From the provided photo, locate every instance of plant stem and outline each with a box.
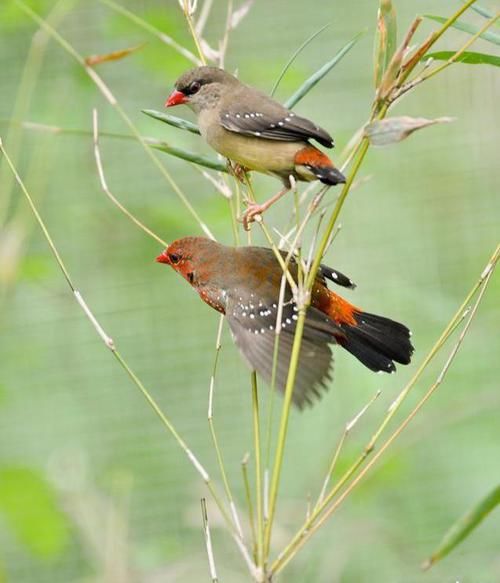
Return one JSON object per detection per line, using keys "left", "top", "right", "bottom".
{"left": 183, "top": 0, "right": 207, "bottom": 65}
{"left": 271, "top": 244, "right": 499, "bottom": 575}
{"left": 208, "top": 316, "right": 244, "bottom": 539}
{"left": 251, "top": 371, "right": 265, "bottom": 570}
{"left": 272, "top": 245, "right": 498, "bottom": 576}
{"left": 17, "top": 0, "right": 215, "bottom": 240}
{"left": 99, "top": 0, "right": 201, "bottom": 65}
{"left": 241, "top": 453, "right": 257, "bottom": 561}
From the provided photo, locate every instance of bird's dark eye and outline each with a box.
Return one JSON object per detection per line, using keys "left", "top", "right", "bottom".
{"left": 189, "top": 81, "right": 201, "bottom": 95}
{"left": 169, "top": 253, "right": 181, "bottom": 264}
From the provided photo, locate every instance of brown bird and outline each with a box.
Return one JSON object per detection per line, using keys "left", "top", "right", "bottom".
{"left": 156, "top": 237, "right": 413, "bottom": 409}
{"left": 165, "top": 67, "right": 346, "bottom": 229}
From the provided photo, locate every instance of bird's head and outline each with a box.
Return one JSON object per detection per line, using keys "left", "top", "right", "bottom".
{"left": 165, "top": 66, "right": 238, "bottom": 114}
{"left": 156, "top": 236, "right": 219, "bottom": 287}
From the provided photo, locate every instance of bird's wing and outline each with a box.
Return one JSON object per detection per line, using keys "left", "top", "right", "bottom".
{"left": 219, "top": 87, "right": 334, "bottom": 148}
{"left": 226, "top": 297, "right": 341, "bottom": 409}
{"left": 319, "top": 264, "right": 357, "bottom": 289}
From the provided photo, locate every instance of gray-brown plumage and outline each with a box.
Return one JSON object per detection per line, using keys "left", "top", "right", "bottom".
{"left": 165, "top": 66, "right": 346, "bottom": 228}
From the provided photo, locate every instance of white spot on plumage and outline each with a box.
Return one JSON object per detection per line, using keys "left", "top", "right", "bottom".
{"left": 285, "top": 117, "right": 291, "bottom": 122}
{"left": 269, "top": 325, "right": 274, "bottom": 330}
{"left": 292, "top": 314, "right": 298, "bottom": 321}
{"left": 255, "top": 132, "right": 261, "bottom": 136}
{"left": 278, "top": 121, "right": 284, "bottom": 126}
{"left": 250, "top": 113, "right": 255, "bottom": 117}
{"left": 332, "top": 272, "right": 338, "bottom": 279}
{"left": 260, "top": 328, "right": 265, "bottom": 334}
{"left": 286, "top": 318, "right": 291, "bottom": 324}
{"left": 236, "top": 113, "right": 241, "bottom": 118}
{"left": 244, "top": 114, "right": 250, "bottom": 118}
{"left": 289, "top": 112, "right": 295, "bottom": 117}
{"left": 270, "top": 124, "right": 276, "bottom": 128}
{"left": 250, "top": 314, "right": 255, "bottom": 319}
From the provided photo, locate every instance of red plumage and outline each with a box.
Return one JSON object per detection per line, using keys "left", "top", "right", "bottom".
{"left": 157, "top": 237, "right": 413, "bottom": 408}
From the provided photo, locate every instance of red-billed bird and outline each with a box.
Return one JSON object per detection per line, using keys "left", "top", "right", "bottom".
{"left": 156, "top": 237, "right": 413, "bottom": 409}
{"left": 164, "top": 66, "right": 345, "bottom": 229}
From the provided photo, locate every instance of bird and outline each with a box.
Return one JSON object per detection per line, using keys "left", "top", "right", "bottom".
{"left": 156, "top": 237, "right": 414, "bottom": 409}
{"left": 164, "top": 66, "right": 346, "bottom": 229}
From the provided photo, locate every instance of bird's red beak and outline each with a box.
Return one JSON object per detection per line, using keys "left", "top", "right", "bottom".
{"left": 156, "top": 249, "right": 170, "bottom": 264}
{"left": 165, "top": 90, "right": 187, "bottom": 107}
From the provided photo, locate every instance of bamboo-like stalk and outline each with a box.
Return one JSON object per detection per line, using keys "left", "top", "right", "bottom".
{"left": 208, "top": 315, "right": 245, "bottom": 540}
{"left": 0, "top": 0, "right": 74, "bottom": 226}
{"left": 262, "top": 0, "right": 481, "bottom": 566}
{"left": 201, "top": 498, "right": 219, "bottom": 583}
{"left": 271, "top": 244, "right": 499, "bottom": 575}
{"left": 182, "top": 0, "right": 207, "bottom": 65}
{"left": 0, "top": 139, "right": 258, "bottom": 575}
{"left": 394, "top": 10, "right": 500, "bottom": 100}
{"left": 99, "top": 0, "right": 202, "bottom": 65}
{"left": 241, "top": 453, "right": 257, "bottom": 561}
{"left": 251, "top": 371, "right": 265, "bottom": 570}
{"left": 315, "top": 389, "right": 381, "bottom": 510}
{"left": 16, "top": 1, "right": 215, "bottom": 240}
{"left": 92, "top": 110, "right": 168, "bottom": 247}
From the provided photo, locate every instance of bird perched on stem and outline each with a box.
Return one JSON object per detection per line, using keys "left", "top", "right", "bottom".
{"left": 165, "top": 66, "right": 346, "bottom": 229}
{"left": 156, "top": 237, "right": 413, "bottom": 408}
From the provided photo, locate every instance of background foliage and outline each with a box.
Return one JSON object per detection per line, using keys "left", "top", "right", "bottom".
{"left": 0, "top": 0, "right": 499, "bottom": 581}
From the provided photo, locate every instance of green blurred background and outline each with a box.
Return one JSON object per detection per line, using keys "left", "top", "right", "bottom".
{"left": 0, "top": 0, "right": 499, "bottom": 581}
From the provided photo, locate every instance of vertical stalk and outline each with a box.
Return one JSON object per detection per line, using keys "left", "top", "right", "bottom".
{"left": 251, "top": 371, "right": 264, "bottom": 569}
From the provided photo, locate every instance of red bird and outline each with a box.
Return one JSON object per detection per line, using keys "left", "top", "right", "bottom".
{"left": 157, "top": 237, "right": 413, "bottom": 408}
{"left": 164, "top": 67, "right": 345, "bottom": 229}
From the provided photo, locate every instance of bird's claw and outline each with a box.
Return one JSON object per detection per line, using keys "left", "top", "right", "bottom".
{"left": 240, "top": 203, "right": 265, "bottom": 231}
{"left": 227, "top": 161, "right": 248, "bottom": 183}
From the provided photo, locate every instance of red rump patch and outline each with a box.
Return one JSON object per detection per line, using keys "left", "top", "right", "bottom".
{"left": 325, "top": 290, "right": 359, "bottom": 326}
{"left": 294, "top": 146, "right": 334, "bottom": 169}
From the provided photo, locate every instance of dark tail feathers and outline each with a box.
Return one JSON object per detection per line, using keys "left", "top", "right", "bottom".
{"left": 337, "top": 311, "right": 414, "bottom": 373}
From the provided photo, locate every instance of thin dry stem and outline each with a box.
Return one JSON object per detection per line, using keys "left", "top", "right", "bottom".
{"left": 92, "top": 110, "right": 168, "bottom": 247}
{"left": 201, "top": 498, "right": 219, "bottom": 582}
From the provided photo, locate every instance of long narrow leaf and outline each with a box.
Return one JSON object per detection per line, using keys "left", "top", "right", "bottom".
{"left": 471, "top": 3, "right": 500, "bottom": 25}
{"left": 422, "top": 485, "right": 500, "bottom": 569}
{"left": 142, "top": 109, "right": 201, "bottom": 135}
{"left": 284, "top": 32, "right": 365, "bottom": 109}
{"left": 271, "top": 23, "right": 331, "bottom": 96}
{"left": 144, "top": 137, "right": 227, "bottom": 172}
{"left": 424, "top": 14, "right": 500, "bottom": 46}
{"left": 424, "top": 50, "right": 500, "bottom": 66}
{"left": 374, "top": 0, "right": 397, "bottom": 88}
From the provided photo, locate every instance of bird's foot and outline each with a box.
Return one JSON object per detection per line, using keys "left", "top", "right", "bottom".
{"left": 227, "top": 160, "right": 248, "bottom": 183}
{"left": 240, "top": 203, "right": 265, "bottom": 231}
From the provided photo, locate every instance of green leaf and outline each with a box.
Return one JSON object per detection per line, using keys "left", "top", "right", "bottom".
{"left": 471, "top": 3, "right": 500, "bottom": 25}
{"left": 373, "top": 0, "right": 397, "bottom": 88}
{"left": 271, "top": 23, "right": 331, "bottom": 96}
{"left": 142, "top": 109, "right": 201, "bottom": 135}
{"left": 424, "top": 50, "right": 500, "bottom": 66}
{"left": 423, "top": 484, "right": 500, "bottom": 569}
{"left": 140, "top": 136, "right": 227, "bottom": 172}
{"left": 424, "top": 14, "right": 500, "bottom": 46}
{"left": 364, "top": 116, "right": 453, "bottom": 146}
{"left": 284, "top": 31, "right": 365, "bottom": 109}
{"left": 0, "top": 467, "right": 70, "bottom": 559}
